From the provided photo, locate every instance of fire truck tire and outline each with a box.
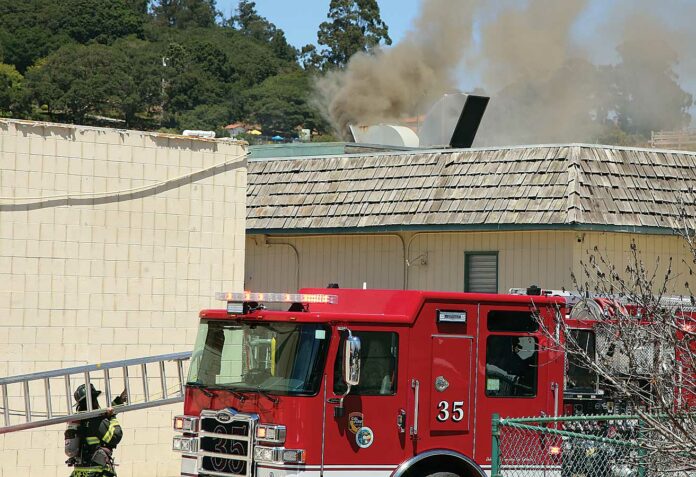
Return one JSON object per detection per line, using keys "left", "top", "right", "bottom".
{"left": 423, "top": 473, "right": 460, "bottom": 477}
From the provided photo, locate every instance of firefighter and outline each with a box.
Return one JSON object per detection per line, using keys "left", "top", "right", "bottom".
{"left": 65, "top": 384, "right": 127, "bottom": 477}
{"left": 502, "top": 337, "right": 535, "bottom": 390}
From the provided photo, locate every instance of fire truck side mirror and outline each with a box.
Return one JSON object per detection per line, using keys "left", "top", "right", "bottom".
{"left": 344, "top": 335, "right": 361, "bottom": 387}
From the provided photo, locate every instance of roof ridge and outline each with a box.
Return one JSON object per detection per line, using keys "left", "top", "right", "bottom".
{"left": 247, "top": 142, "right": 696, "bottom": 162}
{"left": 565, "top": 145, "right": 583, "bottom": 224}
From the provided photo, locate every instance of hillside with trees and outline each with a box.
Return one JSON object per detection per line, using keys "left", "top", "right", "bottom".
{"left": 0, "top": 0, "right": 391, "bottom": 139}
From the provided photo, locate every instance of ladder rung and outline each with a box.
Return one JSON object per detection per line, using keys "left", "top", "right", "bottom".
{"left": 85, "top": 372, "right": 93, "bottom": 412}
{"left": 65, "top": 375, "right": 72, "bottom": 416}
{"left": 177, "top": 360, "right": 184, "bottom": 396}
{"left": 123, "top": 366, "right": 131, "bottom": 407}
{"left": 2, "top": 384, "right": 9, "bottom": 426}
{"left": 104, "top": 369, "right": 112, "bottom": 405}
{"left": 141, "top": 364, "right": 149, "bottom": 402}
{"left": 23, "top": 381, "right": 31, "bottom": 423}
{"left": 44, "top": 379, "right": 53, "bottom": 419}
{"left": 159, "top": 361, "right": 168, "bottom": 399}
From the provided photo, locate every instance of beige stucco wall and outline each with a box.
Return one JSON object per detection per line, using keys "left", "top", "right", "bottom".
{"left": 246, "top": 230, "right": 692, "bottom": 295}
{"left": 0, "top": 119, "right": 246, "bottom": 477}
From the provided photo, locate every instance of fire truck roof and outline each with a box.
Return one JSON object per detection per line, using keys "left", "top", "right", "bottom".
{"left": 200, "top": 288, "right": 565, "bottom": 324}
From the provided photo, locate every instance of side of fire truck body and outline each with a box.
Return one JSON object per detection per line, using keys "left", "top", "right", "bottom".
{"left": 175, "top": 288, "right": 575, "bottom": 477}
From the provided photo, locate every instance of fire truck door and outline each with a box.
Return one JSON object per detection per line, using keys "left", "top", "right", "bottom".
{"left": 430, "top": 335, "right": 474, "bottom": 434}
{"left": 473, "top": 304, "right": 558, "bottom": 461}
{"left": 323, "top": 329, "right": 408, "bottom": 474}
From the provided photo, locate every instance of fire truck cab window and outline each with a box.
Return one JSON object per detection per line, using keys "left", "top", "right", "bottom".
{"left": 566, "top": 329, "right": 598, "bottom": 393}
{"left": 485, "top": 335, "right": 538, "bottom": 397}
{"left": 487, "top": 310, "right": 539, "bottom": 332}
{"left": 334, "top": 332, "right": 398, "bottom": 396}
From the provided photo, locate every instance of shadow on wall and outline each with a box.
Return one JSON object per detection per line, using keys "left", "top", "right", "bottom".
{"left": 0, "top": 156, "right": 246, "bottom": 212}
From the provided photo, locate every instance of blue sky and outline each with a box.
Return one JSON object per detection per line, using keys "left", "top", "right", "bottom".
{"left": 216, "top": 0, "right": 421, "bottom": 48}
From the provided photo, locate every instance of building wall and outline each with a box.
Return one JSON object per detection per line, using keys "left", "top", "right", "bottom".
{"left": 573, "top": 231, "right": 691, "bottom": 295}
{"left": 404, "top": 230, "right": 576, "bottom": 292}
{"left": 0, "top": 119, "right": 247, "bottom": 477}
{"left": 245, "top": 234, "right": 405, "bottom": 291}
{"left": 246, "top": 230, "right": 692, "bottom": 295}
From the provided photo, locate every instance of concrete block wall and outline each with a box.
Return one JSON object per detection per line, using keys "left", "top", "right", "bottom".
{"left": 0, "top": 119, "right": 247, "bottom": 476}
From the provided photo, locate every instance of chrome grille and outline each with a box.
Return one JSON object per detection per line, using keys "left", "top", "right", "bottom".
{"left": 198, "top": 409, "right": 256, "bottom": 477}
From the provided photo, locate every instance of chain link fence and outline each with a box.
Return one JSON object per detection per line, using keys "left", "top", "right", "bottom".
{"left": 491, "top": 414, "right": 672, "bottom": 477}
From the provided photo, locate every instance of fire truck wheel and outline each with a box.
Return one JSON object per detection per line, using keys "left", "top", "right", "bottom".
{"left": 423, "top": 473, "right": 460, "bottom": 477}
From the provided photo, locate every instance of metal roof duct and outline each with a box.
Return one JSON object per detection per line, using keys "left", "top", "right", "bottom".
{"left": 348, "top": 93, "right": 489, "bottom": 149}
{"left": 349, "top": 124, "right": 420, "bottom": 148}
{"left": 418, "top": 93, "right": 489, "bottom": 148}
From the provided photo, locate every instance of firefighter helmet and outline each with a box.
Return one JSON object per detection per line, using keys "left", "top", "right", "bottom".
{"left": 73, "top": 383, "right": 102, "bottom": 404}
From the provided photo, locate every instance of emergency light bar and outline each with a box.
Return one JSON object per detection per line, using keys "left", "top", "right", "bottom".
{"left": 215, "top": 291, "right": 338, "bottom": 305}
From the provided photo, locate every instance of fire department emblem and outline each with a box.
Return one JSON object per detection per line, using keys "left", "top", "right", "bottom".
{"left": 435, "top": 375, "right": 449, "bottom": 392}
{"left": 348, "top": 412, "right": 364, "bottom": 434}
{"left": 355, "top": 426, "right": 374, "bottom": 448}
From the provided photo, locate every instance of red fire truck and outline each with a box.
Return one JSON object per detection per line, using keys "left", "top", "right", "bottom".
{"left": 170, "top": 286, "right": 685, "bottom": 477}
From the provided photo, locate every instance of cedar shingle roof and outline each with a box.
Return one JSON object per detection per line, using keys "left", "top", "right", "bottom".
{"left": 247, "top": 144, "right": 696, "bottom": 232}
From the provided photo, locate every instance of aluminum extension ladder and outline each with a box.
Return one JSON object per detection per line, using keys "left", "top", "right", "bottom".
{"left": 0, "top": 352, "right": 191, "bottom": 434}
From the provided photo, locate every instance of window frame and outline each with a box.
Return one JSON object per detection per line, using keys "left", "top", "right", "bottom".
{"left": 464, "top": 251, "right": 499, "bottom": 293}
{"left": 565, "top": 328, "right": 600, "bottom": 394}
{"left": 484, "top": 333, "right": 539, "bottom": 398}
{"left": 333, "top": 330, "right": 399, "bottom": 396}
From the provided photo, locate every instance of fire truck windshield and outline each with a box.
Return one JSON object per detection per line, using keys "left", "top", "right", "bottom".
{"left": 187, "top": 319, "right": 331, "bottom": 396}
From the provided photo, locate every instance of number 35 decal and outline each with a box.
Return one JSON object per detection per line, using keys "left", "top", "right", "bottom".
{"left": 436, "top": 401, "right": 465, "bottom": 422}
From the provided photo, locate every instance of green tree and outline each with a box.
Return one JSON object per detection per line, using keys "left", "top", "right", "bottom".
{"left": 178, "top": 103, "right": 232, "bottom": 132}
{"left": 127, "top": 0, "right": 149, "bottom": 14}
{"left": 110, "top": 37, "right": 164, "bottom": 126}
{"left": 0, "top": 0, "right": 330, "bottom": 134}
{"left": 187, "top": 37, "right": 234, "bottom": 82}
{"left": 231, "top": 0, "right": 273, "bottom": 42}
{"left": 0, "top": 1, "right": 67, "bottom": 74}
{"left": 317, "top": 0, "right": 391, "bottom": 68}
{"left": 245, "top": 70, "right": 327, "bottom": 134}
{"left": 211, "top": 28, "right": 286, "bottom": 88}
{"left": 0, "top": 63, "right": 30, "bottom": 116}
{"left": 151, "top": 0, "right": 218, "bottom": 29}
{"left": 25, "top": 44, "right": 122, "bottom": 123}
{"left": 0, "top": 0, "right": 145, "bottom": 73}
{"left": 299, "top": 44, "right": 324, "bottom": 71}
{"left": 230, "top": 1, "right": 296, "bottom": 62}
{"left": 44, "top": 0, "right": 146, "bottom": 44}
{"left": 161, "top": 41, "right": 227, "bottom": 126}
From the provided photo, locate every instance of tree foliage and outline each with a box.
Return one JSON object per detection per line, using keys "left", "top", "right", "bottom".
{"left": 317, "top": 0, "right": 392, "bottom": 68}
{"left": 231, "top": 1, "right": 296, "bottom": 62}
{"left": 44, "top": 0, "right": 147, "bottom": 44}
{"left": 25, "top": 44, "right": 124, "bottom": 123}
{"left": 111, "top": 38, "right": 165, "bottom": 126}
{"left": 0, "top": 0, "right": 333, "bottom": 136}
{"left": 0, "top": 0, "right": 147, "bottom": 74}
{"left": 0, "top": 63, "right": 30, "bottom": 116}
{"left": 151, "top": 0, "right": 218, "bottom": 29}
{"left": 245, "top": 70, "right": 326, "bottom": 134}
